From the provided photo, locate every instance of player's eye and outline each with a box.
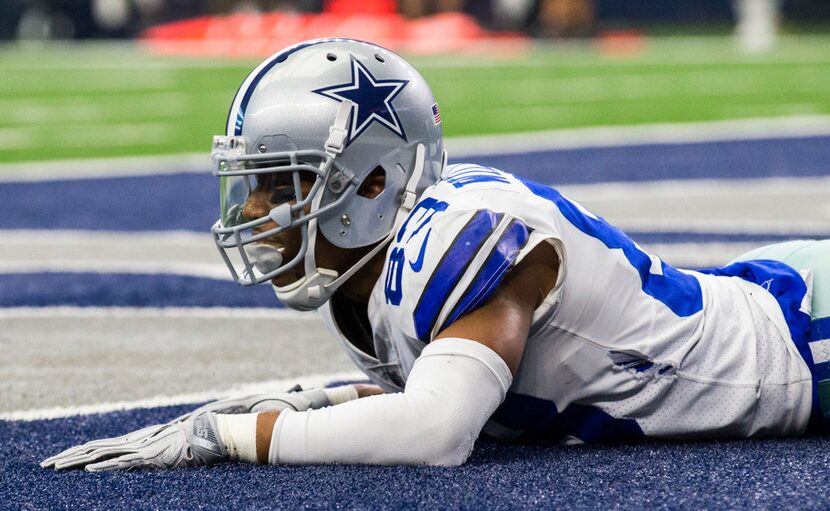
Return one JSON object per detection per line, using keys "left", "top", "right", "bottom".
{"left": 270, "top": 187, "right": 296, "bottom": 204}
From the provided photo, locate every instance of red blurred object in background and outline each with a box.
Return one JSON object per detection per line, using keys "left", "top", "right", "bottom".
{"left": 140, "top": 6, "right": 529, "bottom": 57}
{"left": 324, "top": 0, "right": 397, "bottom": 15}
{"left": 595, "top": 30, "right": 647, "bottom": 57}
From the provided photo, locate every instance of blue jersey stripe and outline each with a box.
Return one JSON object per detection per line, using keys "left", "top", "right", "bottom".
{"left": 413, "top": 210, "right": 502, "bottom": 341}
{"left": 441, "top": 218, "right": 530, "bottom": 330}
{"left": 519, "top": 177, "right": 704, "bottom": 318}
{"left": 490, "top": 391, "right": 644, "bottom": 443}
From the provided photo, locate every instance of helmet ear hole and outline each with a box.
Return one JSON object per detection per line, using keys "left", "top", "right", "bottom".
{"left": 357, "top": 166, "right": 386, "bottom": 199}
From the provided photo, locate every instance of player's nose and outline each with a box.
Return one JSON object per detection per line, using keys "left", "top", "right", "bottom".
{"left": 242, "top": 196, "right": 272, "bottom": 223}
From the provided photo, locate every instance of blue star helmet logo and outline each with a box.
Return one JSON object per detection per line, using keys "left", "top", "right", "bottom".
{"left": 313, "top": 57, "right": 409, "bottom": 146}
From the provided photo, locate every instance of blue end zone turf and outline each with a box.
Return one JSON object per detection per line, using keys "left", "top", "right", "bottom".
{"left": 1, "top": 136, "right": 828, "bottom": 232}
{"left": 0, "top": 272, "right": 279, "bottom": 308}
{"left": 4, "top": 406, "right": 830, "bottom": 510}
{"left": 471, "top": 136, "right": 830, "bottom": 185}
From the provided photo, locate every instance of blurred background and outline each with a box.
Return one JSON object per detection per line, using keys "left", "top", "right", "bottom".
{"left": 2, "top": 0, "right": 830, "bottom": 42}
{"left": 1, "top": 0, "right": 829, "bottom": 163}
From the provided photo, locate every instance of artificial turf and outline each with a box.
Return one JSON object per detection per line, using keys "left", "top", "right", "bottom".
{"left": 2, "top": 35, "right": 829, "bottom": 163}
{"left": 7, "top": 404, "right": 830, "bottom": 510}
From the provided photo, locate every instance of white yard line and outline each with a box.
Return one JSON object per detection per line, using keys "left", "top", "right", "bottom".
{"left": 646, "top": 242, "right": 762, "bottom": 268}
{"left": 559, "top": 176, "right": 830, "bottom": 200}
{"left": 0, "top": 153, "right": 212, "bottom": 181}
{"left": 0, "top": 370, "right": 366, "bottom": 421}
{"left": 1, "top": 229, "right": 230, "bottom": 278}
{"left": 0, "top": 305, "right": 311, "bottom": 320}
{"left": 613, "top": 218, "right": 830, "bottom": 235}
{"left": 3, "top": 229, "right": 212, "bottom": 245}
{"left": 448, "top": 115, "right": 830, "bottom": 156}
{"left": 1, "top": 115, "right": 829, "bottom": 180}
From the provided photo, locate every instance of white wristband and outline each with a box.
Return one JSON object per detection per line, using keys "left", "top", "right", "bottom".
{"left": 215, "top": 413, "right": 259, "bottom": 464}
{"left": 322, "top": 385, "right": 359, "bottom": 406}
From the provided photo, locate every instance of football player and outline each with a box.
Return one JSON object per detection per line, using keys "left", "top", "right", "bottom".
{"left": 42, "top": 38, "right": 829, "bottom": 470}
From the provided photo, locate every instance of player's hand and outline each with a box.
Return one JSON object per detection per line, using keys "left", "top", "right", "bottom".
{"left": 40, "top": 411, "right": 228, "bottom": 471}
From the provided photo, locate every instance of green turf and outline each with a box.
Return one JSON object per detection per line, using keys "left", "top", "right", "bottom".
{"left": 1, "top": 35, "right": 829, "bottom": 164}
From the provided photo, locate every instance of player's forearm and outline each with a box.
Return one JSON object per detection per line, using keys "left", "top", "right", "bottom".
{"left": 266, "top": 339, "right": 512, "bottom": 466}
{"left": 253, "top": 384, "right": 384, "bottom": 463}
{"left": 217, "top": 383, "right": 381, "bottom": 464}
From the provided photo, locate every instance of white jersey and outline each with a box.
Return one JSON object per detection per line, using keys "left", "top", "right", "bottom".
{"left": 320, "top": 164, "right": 816, "bottom": 443}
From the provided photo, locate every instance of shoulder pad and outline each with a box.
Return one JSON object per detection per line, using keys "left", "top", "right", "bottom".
{"left": 382, "top": 199, "right": 532, "bottom": 342}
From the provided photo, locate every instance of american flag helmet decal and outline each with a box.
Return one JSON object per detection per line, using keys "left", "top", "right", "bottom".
{"left": 432, "top": 103, "right": 441, "bottom": 125}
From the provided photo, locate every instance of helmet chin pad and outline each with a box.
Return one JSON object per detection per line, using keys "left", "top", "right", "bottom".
{"left": 272, "top": 268, "right": 339, "bottom": 311}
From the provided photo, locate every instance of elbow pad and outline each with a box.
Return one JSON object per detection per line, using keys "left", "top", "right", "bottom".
{"left": 269, "top": 338, "right": 512, "bottom": 466}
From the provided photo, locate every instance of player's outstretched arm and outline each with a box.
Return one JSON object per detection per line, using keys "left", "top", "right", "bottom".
{"left": 42, "top": 242, "right": 556, "bottom": 470}
{"left": 41, "top": 384, "right": 381, "bottom": 471}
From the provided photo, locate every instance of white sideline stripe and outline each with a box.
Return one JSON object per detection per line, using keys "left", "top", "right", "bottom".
{"left": 0, "top": 153, "right": 212, "bottom": 182}
{"left": 558, "top": 176, "right": 830, "bottom": 199}
{"left": 619, "top": 219, "right": 830, "bottom": 236}
{"left": 644, "top": 242, "right": 761, "bottom": 268}
{"left": 2, "top": 229, "right": 211, "bottom": 245}
{"left": 448, "top": 115, "right": 830, "bottom": 157}
{"left": 2, "top": 115, "right": 830, "bottom": 181}
{"left": 0, "top": 306, "right": 311, "bottom": 319}
{"left": 0, "top": 371, "right": 367, "bottom": 422}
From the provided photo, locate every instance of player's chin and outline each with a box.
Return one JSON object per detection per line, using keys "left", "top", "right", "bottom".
{"left": 271, "top": 271, "right": 303, "bottom": 288}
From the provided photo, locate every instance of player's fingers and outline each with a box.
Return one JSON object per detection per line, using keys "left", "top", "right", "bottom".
{"left": 40, "top": 447, "right": 80, "bottom": 468}
{"left": 43, "top": 423, "right": 170, "bottom": 469}
{"left": 85, "top": 452, "right": 151, "bottom": 472}
{"left": 52, "top": 449, "right": 120, "bottom": 470}
{"left": 52, "top": 439, "right": 145, "bottom": 469}
{"left": 41, "top": 441, "right": 106, "bottom": 469}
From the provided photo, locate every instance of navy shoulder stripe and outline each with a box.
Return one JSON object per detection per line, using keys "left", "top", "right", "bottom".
{"left": 440, "top": 218, "right": 531, "bottom": 331}
{"left": 413, "top": 209, "right": 502, "bottom": 342}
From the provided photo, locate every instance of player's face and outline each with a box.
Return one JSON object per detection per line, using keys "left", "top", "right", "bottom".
{"left": 241, "top": 172, "right": 311, "bottom": 288}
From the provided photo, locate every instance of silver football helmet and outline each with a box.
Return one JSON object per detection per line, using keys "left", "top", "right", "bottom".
{"left": 211, "top": 38, "right": 445, "bottom": 310}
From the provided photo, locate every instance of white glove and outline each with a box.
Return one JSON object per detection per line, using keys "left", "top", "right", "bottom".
{"left": 41, "top": 411, "right": 228, "bottom": 471}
